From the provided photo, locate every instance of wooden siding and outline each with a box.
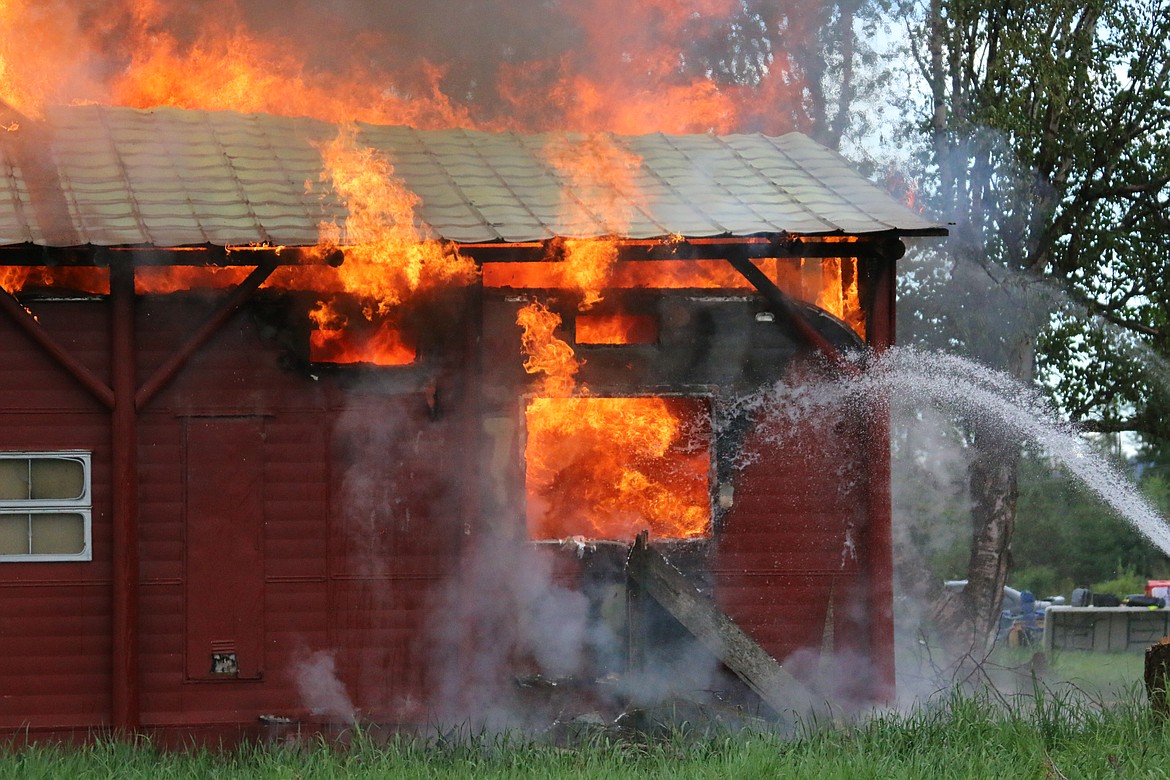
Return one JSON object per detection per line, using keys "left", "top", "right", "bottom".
{"left": 715, "top": 385, "right": 873, "bottom": 694}
{"left": 0, "top": 286, "right": 885, "bottom": 732}
{"left": 0, "top": 293, "right": 468, "bottom": 730}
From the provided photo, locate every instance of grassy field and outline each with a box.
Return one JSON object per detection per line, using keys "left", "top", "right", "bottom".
{"left": 1, "top": 652, "right": 1163, "bottom": 779}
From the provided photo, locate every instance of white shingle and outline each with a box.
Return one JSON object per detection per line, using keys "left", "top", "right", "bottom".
{"left": 0, "top": 104, "right": 943, "bottom": 248}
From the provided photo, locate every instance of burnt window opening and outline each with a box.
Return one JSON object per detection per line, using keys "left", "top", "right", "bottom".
{"left": 575, "top": 311, "right": 659, "bottom": 345}
{"left": 310, "top": 318, "right": 417, "bottom": 366}
{"left": 307, "top": 295, "right": 418, "bottom": 366}
{"left": 523, "top": 396, "right": 713, "bottom": 542}
{"left": 481, "top": 257, "right": 865, "bottom": 338}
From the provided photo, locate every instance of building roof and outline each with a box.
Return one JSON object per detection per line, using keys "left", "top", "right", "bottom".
{"left": 0, "top": 104, "right": 943, "bottom": 249}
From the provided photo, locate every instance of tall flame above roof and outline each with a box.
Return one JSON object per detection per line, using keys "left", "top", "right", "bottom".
{"left": 0, "top": 0, "right": 812, "bottom": 136}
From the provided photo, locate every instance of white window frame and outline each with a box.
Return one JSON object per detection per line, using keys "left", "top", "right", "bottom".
{"left": 0, "top": 451, "right": 92, "bottom": 562}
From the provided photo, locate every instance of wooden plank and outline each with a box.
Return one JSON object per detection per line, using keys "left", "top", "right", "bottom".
{"left": 625, "top": 531, "right": 822, "bottom": 718}
{"left": 185, "top": 417, "right": 266, "bottom": 681}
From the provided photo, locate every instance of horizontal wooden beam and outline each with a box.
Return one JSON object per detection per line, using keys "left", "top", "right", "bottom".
{"left": 457, "top": 235, "right": 908, "bottom": 264}
{"left": 0, "top": 235, "right": 909, "bottom": 267}
{"left": 0, "top": 244, "right": 345, "bottom": 267}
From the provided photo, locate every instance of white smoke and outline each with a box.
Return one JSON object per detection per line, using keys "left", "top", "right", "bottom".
{"left": 292, "top": 649, "right": 356, "bottom": 724}
{"left": 426, "top": 532, "right": 596, "bottom": 730}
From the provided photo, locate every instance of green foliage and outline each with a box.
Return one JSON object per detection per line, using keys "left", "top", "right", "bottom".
{"left": 1090, "top": 567, "right": 1150, "bottom": 599}
{"left": 1009, "top": 565, "right": 1069, "bottom": 599}
{"left": 894, "top": 0, "right": 1170, "bottom": 648}
{"left": 901, "top": 0, "right": 1170, "bottom": 439}
{"left": 1010, "top": 452, "right": 1170, "bottom": 593}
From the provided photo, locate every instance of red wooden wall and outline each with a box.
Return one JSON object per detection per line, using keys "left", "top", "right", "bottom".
{"left": 0, "top": 293, "right": 469, "bottom": 732}
{"left": 715, "top": 389, "right": 877, "bottom": 702}
{"left": 0, "top": 284, "right": 889, "bottom": 733}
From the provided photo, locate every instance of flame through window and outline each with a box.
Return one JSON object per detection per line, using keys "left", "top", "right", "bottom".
{"left": 524, "top": 396, "right": 712, "bottom": 541}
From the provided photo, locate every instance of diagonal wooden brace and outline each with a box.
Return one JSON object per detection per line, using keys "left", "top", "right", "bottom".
{"left": 725, "top": 250, "right": 859, "bottom": 375}
{"left": 0, "top": 287, "right": 116, "bottom": 408}
{"left": 625, "top": 531, "right": 824, "bottom": 719}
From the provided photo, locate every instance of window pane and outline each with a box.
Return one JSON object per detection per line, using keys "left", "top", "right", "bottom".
{"left": 0, "top": 514, "right": 29, "bottom": 554}
{"left": 30, "top": 513, "right": 86, "bottom": 555}
{"left": 0, "top": 460, "right": 29, "bottom": 501}
{"left": 29, "top": 458, "right": 85, "bottom": 500}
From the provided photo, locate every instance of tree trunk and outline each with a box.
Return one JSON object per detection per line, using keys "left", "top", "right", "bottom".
{"left": 949, "top": 332, "right": 1034, "bottom": 656}
{"left": 960, "top": 435, "right": 1021, "bottom": 653}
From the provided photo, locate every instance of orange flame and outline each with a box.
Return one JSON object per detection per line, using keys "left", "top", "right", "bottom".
{"left": 135, "top": 265, "right": 251, "bottom": 294}
{"left": 489, "top": 257, "right": 867, "bottom": 338}
{"left": 0, "top": 0, "right": 818, "bottom": 137}
{"left": 309, "top": 320, "right": 416, "bottom": 366}
{"left": 1, "top": 266, "right": 108, "bottom": 294}
{"left": 541, "top": 134, "right": 642, "bottom": 308}
{"left": 525, "top": 396, "right": 711, "bottom": 540}
{"left": 317, "top": 125, "right": 478, "bottom": 315}
{"left": 516, "top": 300, "right": 710, "bottom": 540}
{"left": 516, "top": 301, "right": 579, "bottom": 398}
{"left": 113, "top": 26, "right": 475, "bottom": 129}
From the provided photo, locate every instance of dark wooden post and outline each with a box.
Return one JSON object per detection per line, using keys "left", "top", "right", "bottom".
{"left": 625, "top": 532, "right": 650, "bottom": 676}
{"left": 864, "top": 252, "right": 898, "bottom": 702}
{"left": 110, "top": 259, "right": 139, "bottom": 730}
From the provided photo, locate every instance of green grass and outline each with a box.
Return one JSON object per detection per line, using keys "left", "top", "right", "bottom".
{"left": 0, "top": 649, "right": 1158, "bottom": 779}
{"left": 3, "top": 686, "right": 1169, "bottom": 780}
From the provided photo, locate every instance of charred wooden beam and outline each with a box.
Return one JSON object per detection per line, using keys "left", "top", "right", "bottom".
{"left": 724, "top": 249, "right": 859, "bottom": 373}
{"left": 0, "top": 235, "right": 906, "bottom": 267}
{"left": 625, "top": 532, "right": 823, "bottom": 719}
{"left": 460, "top": 234, "right": 907, "bottom": 264}
{"left": 0, "top": 243, "right": 345, "bottom": 267}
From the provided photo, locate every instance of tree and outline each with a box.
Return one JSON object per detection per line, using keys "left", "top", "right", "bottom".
{"left": 1011, "top": 450, "right": 1169, "bottom": 595}
{"left": 900, "top": 0, "right": 1170, "bottom": 649}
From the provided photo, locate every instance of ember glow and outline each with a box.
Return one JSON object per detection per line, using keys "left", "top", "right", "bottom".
{"left": 575, "top": 312, "right": 658, "bottom": 345}
{"left": 817, "top": 257, "right": 865, "bottom": 337}
{"left": 135, "top": 266, "right": 251, "bottom": 295}
{"left": 1, "top": 266, "right": 107, "bottom": 295}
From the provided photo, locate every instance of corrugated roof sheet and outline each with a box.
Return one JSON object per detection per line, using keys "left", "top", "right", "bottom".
{"left": 0, "top": 104, "right": 942, "bottom": 248}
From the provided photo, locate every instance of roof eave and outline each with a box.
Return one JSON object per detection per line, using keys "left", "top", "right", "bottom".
{"left": 0, "top": 228, "right": 947, "bottom": 267}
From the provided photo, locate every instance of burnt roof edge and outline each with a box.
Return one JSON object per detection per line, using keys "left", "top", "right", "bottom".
{"left": 0, "top": 230, "right": 946, "bottom": 267}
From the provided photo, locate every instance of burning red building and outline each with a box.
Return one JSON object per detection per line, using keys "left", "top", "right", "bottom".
{"left": 0, "top": 103, "right": 942, "bottom": 737}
